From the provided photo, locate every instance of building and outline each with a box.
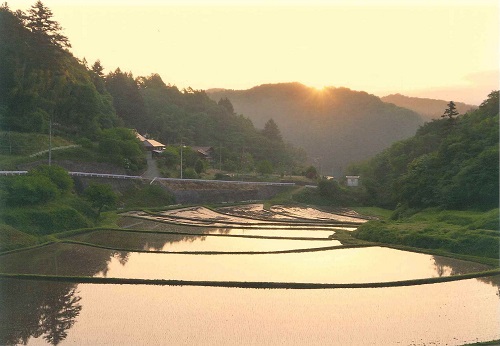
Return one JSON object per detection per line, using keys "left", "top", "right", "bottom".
{"left": 346, "top": 176, "right": 360, "bottom": 187}
{"left": 192, "top": 146, "right": 215, "bottom": 161}
{"left": 134, "top": 130, "right": 165, "bottom": 156}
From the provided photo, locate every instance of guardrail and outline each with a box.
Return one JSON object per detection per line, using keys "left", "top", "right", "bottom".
{"left": 155, "top": 177, "right": 295, "bottom": 186}
{"left": 69, "top": 172, "right": 145, "bottom": 180}
{"left": 0, "top": 171, "right": 28, "bottom": 175}
{"left": 0, "top": 171, "right": 296, "bottom": 187}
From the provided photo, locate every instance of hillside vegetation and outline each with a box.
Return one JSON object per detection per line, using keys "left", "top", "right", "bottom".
{"left": 0, "top": 3, "right": 303, "bottom": 176}
{"left": 207, "top": 83, "right": 424, "bottom": 176}
{"left": 292, "top": 91, "right": 499, "bottom": 259}
{"left": 347, "top": 91, "right": 498, "bottom": 211}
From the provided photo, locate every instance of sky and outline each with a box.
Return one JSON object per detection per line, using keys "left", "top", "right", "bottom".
{"left": 8, "top": 0, "right": 500, "bottom": 105}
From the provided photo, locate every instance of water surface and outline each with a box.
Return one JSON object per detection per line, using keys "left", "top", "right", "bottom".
{"left": 1, "top": 277, "right": 498, "bottom": 345}
{"left": 68, "top": 230, "right": 341, "bottom": 252}
{"left": 0, "top": 243, "right": 491, "bottom": 284}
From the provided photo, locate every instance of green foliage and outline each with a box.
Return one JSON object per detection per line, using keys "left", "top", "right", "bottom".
{"left": 121, "top": 184, "right": 175, "bottom": 208}
{"left": 0, "top": 223, "right": 39, "bottom": 252}
{"left": 256, "top": 160, "right": 273, "bottom": 175}
{"left": 353, "top": 208, "right": 500, "bottom": 258}
{"left": 194, "top": 159, "right": 205, "bottom": 174}
{"left": 97, "top": 128, "right": 145, "bottom": 172}
{"left": 441, "top": 101, "right": 459, "bottom": 119}
{"left": 161, "top": 146, "right": 180, "bottom": 167}
{"left": 83, "top": 183, "right": 117, "bottom": 217}
{"left": 304, "top": 166, "right": 318, "bottom": 179}
{"left": 0, "top": 4, "right": 118, "bottom": 136}
{"left": 29, "top": 164, "right": 73, "bottom": 192}
{"left": 0, "top": 131, "right": 72, "bottom": 156}
{"left": 295, "top": 178, "right": 362, "bottom": 206}
{"left": 105, "top": 73, "right": 301, "bottom": 173}
{"left": 24, "top": 0, "right": 71, "bottom": 49}
{"left": 2, "top": 205, "right": 92, "bottom": 235}
{"left": 208, "top": 83, "right": 424, "bottom": 177}
{"left": 6, "top": 174, "right": 58, "bottom": 205}
{"left": 262, "top": 118, "right": 282, "bottom": 142}
{"left": 348, "top": 91, "right": 499, "bottom": 210}
{"left": 182, "top": 168, "right": 198, "bottom": 179}
{"left": 318, "top": 179, "right": 341, "bottom": 197}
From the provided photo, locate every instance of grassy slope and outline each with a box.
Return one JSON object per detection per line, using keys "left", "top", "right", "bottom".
{"left": 352, "top": 208, "right": 499, "bottom": 260}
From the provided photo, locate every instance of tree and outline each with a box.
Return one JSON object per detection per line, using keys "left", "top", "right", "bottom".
{"left": 7, "top": 174, "right": 59, "bottom": 205}
{"left": 25, "top": 1, "right": 71, "bottom": 49}
{"left": 83, "top": 184, "right": 117, "bottom": 218}
{"left": 218, "top": 97, "right": 234, "bottom": 114}
{"left": 304, "top": 165, "right": 318, "bottom": 179}
{"left": 442, "top": 101, "right": 459, "bottom": 119}
{"left": 91, "top": 60, "right": 104, "bottom": 77}
{"left": 262, "top": 118, "right": 283, "bottom": 142}
{"left": 29, "top": 164, "right": 73, "bottom": 193}
{"left": 256, "top": 160, "right": 273, "bottom": 175}
{"left": 194, "top": 159, "right": 205, "bottom": 174}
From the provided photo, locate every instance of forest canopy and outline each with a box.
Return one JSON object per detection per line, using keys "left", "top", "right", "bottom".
{"left": 0, "top": 2, "right": 303, "bottom": 173}
{"left": 347, "top": 91, "right": 499, "bottom": 211}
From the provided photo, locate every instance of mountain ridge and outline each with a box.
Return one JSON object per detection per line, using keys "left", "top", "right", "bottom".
{"left": 381, "top": 93, "right": 476, "bottom": 122}
{"left": 207, "top": 83, "right": 424, "bottom": 176}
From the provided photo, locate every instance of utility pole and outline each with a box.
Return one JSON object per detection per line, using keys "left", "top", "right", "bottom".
{"left": 48, "top": 118, "right": 52, "bottom": 166}
{"left": 180, "top": 139, "right": 183, "bottom": 179}
{"left": 219, "top": 142, "right": 222, "bottom": 171}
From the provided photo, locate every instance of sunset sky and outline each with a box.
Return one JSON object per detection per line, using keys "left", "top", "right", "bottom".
{"left": 9, "top": 0, "right": 500, "bottom": 105}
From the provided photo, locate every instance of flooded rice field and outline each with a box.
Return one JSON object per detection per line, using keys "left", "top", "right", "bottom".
{"left": 270, "top": 205, "right": 369, "bottom": 223}
{"left": 67, "top": 230, "right": 341, "bottom": 252}
{"left": 1, "top": 204, "right": 499, "bottom": 345}
{"left": 118, "top": 217, "right": 341, "bottom": 238}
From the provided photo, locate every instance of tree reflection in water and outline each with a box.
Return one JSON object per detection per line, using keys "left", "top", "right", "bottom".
{"left": 0, "top": 279, "right": 81, "bottom": 345}
{"left": 432, "top": 255, "right": 500, "bottom": 297}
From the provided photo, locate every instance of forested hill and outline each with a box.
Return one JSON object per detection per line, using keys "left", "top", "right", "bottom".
{"left": 348, "top": 91, "right": 499, "bottom": 211}
{"left": 0, "top": 3, "right": 119, "bottom": 136}
{"left": 207, "top": 83, "right": 424, "bottom": 176}
{"left": 0, "top": 3, "right": 302, "bottom": 173}
{"left": 381, "top": 94, "right": 476, "bottom": 122}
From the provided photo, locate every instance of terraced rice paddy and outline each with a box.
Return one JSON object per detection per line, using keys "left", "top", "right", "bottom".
{"left": 1, "top": 204, "right": 498, "bottom": 345}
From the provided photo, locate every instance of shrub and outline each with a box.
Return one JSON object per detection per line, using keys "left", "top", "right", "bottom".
{"left": 84, "top": 183, "right": 118, "bottom": 217}
{"left": 182, "top": 168, "right": 198, "bottom": 179}
{"left": 6, "top": 175, "right": 59, "bottom": 205}
{"left": 2, "top": 207, "right": 92, "bottom": 235}
{"left": 30, "top": 164, "right": 73, "bottom": 192}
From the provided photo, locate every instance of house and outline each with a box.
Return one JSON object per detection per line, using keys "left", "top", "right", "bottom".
{"left": 143, "top": 139, "right": 166, "bottom": 155}
{"left": 346, "top": 175, "right": 360, "bottom": 187}
{"left": 134, "top": 130, "right": 166, "bottom": 154}
{"left": 135, "top": 131, "right": 147, "bottom": 142}
{"left": 192, "top": 146, "right": 215, "bottom": 161}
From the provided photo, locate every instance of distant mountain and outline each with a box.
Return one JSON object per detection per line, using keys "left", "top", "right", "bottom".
{"left": 207, "top": 83, "right": 424, "bottom": 176}
{"left": 381, "top": 94, "right": 476, "bottom": 122}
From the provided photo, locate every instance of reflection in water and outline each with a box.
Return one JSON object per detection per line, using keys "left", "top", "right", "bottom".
{"left": 1, "top": 208, "right": 498, "bottom": 345}
{"left": 68, "top": 230, "right": 340, "bottom": 253}
{"left": 433, "top": 255, "right": 500, "bottom": 296}
{"left": 0, "top": 279, "right": 81, "bottom": 345}
{"left": 2, "top": 278, "right": 499, "bottom": 345}
{"left": 1, "top": 244, "right": 493, "bottom": 284}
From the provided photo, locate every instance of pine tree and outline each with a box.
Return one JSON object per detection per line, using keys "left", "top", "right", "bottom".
{"left": 442, "top": 101, "right": 459, "bottom": 119}
{"left": 262, "top": 118, "right": 283, "bottom": 142}
{"left": 25, "top": 1, "right": 70, "bottom": 49}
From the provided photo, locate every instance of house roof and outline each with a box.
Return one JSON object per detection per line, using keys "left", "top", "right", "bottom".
{"left": 144, "top": 139, "right": 165, "bottom": 148}
{"left": 192, "top": 146, "right": 214, "bottom": 156}
{"left": 134, "top": 130, "right": 147, "bottom": 142}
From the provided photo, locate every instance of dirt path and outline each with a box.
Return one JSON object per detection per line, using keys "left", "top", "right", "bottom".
{"left": 141, "top": 152, "right": 160, "bottom": 179}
